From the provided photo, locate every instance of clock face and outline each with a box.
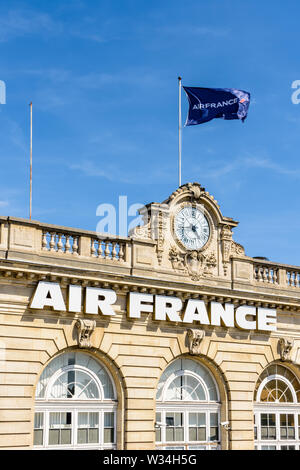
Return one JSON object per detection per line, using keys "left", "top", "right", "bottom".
{"left": 174, "top": 206, "right": 210, "bottom": 250}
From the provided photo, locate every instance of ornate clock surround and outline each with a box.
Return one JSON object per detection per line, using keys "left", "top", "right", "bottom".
{"left": 171, "top": 201, "right": 215, "bottom": 254}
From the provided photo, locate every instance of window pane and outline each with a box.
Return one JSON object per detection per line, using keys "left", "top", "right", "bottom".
{"left": 189, "top": 413, "right": 197, "bottom": 426}
{"left": 269, "top": 427, "right": 276, "bottom": 439}
{"left": 269, "top": 414, "right": 275, "bottom": 426}
{"left": 78, "top": 428, "right": 88, "bottom": 444}
{"left": 78, "top": 412, "right": 88, "bottom": 427}
{"left": 155, "top": 428, "right": 161, "bottom": 442}
{"left": 210, "top": 413, "right": 218, "bottom": 427}
{"left": 261, "top": 427, "right": 268, "bottom": 439}
{"left": 104, "top": 412, "right": 114, "bottom": 428}
{"left": 280, "top": 428, "right": 287, "bottom": 439}
{"left": 166, "top": 415, "right": 174, "bottom": 426}
{"left": 49, "top": 429, "right": 60, "bottom": 445}
{"left": 49, "top": 412, "right": 60, "bottom": 428}
{"left": 104, "top": 428, "right": 114, "bottom": 443}
{"left": 174, "top": 427, "right": 184, "bottom": 441}
{"left": 175, "top": 413, "right": 183, "bottom": 426}
{"left": 280, "top": 414, "right": 287, "bottom": 426}
{"left": 89, "top": 428, "right": 99, "bottom": 443}
{"left": 89, "top": 412, "right": 99, "bottom": 428}
{"left": 34, "top": 413, "right": 43, "bottom": 429}
{"left": 189, "top": 427, "right": 197, "bottom": 441}
{"left": 210, "top": 427, "right": 218, "bottom": 441}
{"left": 198, "top": 427, "right": 206, "bottom": 441}
{"left": 61, "top": 429, "right": 71, "bottom": 445}
{"left": 261, "top": 414, "right": 268, "bottom": 426}
{"left": 166, "top": 428, "right": 175, "bottom": 442}
{"left": 184, "top": 376, "right": 206, "bottom": 400}
{"left": 104, "top": 412, "right": 114, "bottom": 443}
{"left": 288, "top": 415, "right": 294, "bottom": 426}
{"left": 61, "top": 412, "right": 72, "bottom": 427}
{"left": 34, "top": 429, "right": 43, "bottom": 446}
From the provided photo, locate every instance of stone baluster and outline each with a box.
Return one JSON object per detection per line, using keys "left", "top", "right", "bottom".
{"left": 267, "top": 268, "right": 272, "bottom": 283}
{"left": 257, "top": 266, "right": 262, "bottom": 281}
{"left": 119, "top": 243, "right": 125, "bottom": 262}
{"left": 104, "top": 241, "right": 110, "bottom": 259}
{"left": 72, "top": 236, "right": 79, "bottom": 256}
{"left": 57, "top": 233, "right": 63, "bottom": 253}
{"left": 112, "top": 242, "right": 117, "bottom": 260}
{"left": 42, "top": 231, "right": 48, "bottom": 251}
{"left": 91, "top": 240, "right": 97, "bottom": 257}
{"left": 262, "top": 267, "right": 268, "bottom": 282}
{"left": 65, "top": 235, "right": 71, "bottom": 254}
{"left": 98, "top": 240, "right": 103, "bottom": 258}
{"left": 49, "top": 232, "right": 56, "bottom": 252}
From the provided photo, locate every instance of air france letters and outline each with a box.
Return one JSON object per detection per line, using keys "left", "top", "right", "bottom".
{"left": 30, "top": 281, "right": 277, "bottom": 332}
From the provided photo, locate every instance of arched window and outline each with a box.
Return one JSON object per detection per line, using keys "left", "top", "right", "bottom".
{"left": 156, "top": 358, "right": 220, "bottom": 450}
{"left": 254, "top": 364, "right": 300, "bottom": 450}
{"left": 34, "top": 352, "right": 117, "bottom": 449}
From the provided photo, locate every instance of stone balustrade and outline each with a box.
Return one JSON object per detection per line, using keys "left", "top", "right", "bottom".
{"left": 286, "top": 269, "right": 300, "bottom": 288}
{"left": 91, "top": 238, "right": 126, "bottom": 262}
{"left": 253, "top": 263, "right": 279, "bottom": 284}
{"left": 0, "top": 217, "right": 132, "bottom": 267}
{"left": 1, "top": 216, "right": 300, "bottom": 297}
{"left": 253, "top": 259, "right": 300, "bottom": 289}
{"left": 42, "top": 230, "right": 80, "bottom": 255}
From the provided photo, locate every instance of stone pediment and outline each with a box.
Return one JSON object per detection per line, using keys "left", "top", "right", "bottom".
{"left": 130, "top": 182, "right": 245, "bottom": 280}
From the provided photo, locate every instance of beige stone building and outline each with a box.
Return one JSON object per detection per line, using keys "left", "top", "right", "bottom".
{"left": 0, "top": 182, "right": 300, "bottom": 450}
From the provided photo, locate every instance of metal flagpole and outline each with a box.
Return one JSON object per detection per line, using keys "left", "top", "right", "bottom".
{"left": 29, "top": 102, "right": 32, "bottom": 220}
{"left": 178, "top": 77, "right": 182, "bottom": 187}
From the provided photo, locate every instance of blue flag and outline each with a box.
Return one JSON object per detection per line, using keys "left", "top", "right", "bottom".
{"left": 183, "top": 86, "right": 250, "bottom": 126}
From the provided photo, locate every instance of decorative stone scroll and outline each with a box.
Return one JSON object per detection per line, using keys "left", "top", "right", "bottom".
{"left": 187, "top": 329, "right": 205, "bottom": 355}
{"left": 279, "top": 337, "right": 294, "bottom": 362}
{"left": 76, "top": 319, "right": 96, "bottom": 349}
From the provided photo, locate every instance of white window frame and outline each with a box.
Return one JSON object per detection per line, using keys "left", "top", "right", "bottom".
{"left": 255, "top": 370, "right": 300, "bottom": 451}
{"left": 34, "top": 353, "right": 117, "bottom": 450}
{"left": 34, "top": 404, "right": 117, "bottom": 450}
{"left": 156, "top": 402, "right": 220, "bottom": 450}
{"left": 256, "top": 374, "right": 298, "bottom": 403}
{"left": 156, "top": 359, "right": 221, "bottom": 450}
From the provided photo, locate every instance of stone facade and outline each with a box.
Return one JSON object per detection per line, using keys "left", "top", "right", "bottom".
{"left": 0, "top": 182, "right": 299, "bottom": 450}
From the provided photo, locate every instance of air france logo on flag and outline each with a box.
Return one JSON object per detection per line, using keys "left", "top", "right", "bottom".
{"left": 183, "top": 86, "right": 250, "bottom": 126}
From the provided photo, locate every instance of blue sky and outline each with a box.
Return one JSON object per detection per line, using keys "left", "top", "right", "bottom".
{"left": 1, "top": 0, "right": 300, "bottom": 265}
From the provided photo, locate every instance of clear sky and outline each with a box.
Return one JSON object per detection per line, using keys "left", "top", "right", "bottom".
{"left": 1, "top": 0, "right": 300, "bottom": 265}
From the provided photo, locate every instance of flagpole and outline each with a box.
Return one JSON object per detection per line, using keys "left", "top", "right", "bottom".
{"left": 178, "top": 76, "right": 182, "bottom": 187}
{"left": 29, "top": 102, "right": 32, "bottom": 220}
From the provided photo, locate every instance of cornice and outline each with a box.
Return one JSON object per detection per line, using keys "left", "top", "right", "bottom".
{"left": 0, "top": 259, "right": 299, "bottom": 312}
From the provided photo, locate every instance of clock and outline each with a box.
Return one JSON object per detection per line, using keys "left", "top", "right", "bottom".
{"left": 174, "top": 206, "right": 210, "bottom": 250}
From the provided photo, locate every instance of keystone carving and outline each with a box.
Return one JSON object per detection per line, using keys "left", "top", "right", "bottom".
{"left": 187, "top": 329, "right": 205, "bottom": 355}
{"left": 76, "top": 319, "right": 96, "bottom": 349}
{"left": 279, "top": 337, "right": 294, "bottom": 362}
{"left": 169, "top": 246, "right": 217, "bottom": 280}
